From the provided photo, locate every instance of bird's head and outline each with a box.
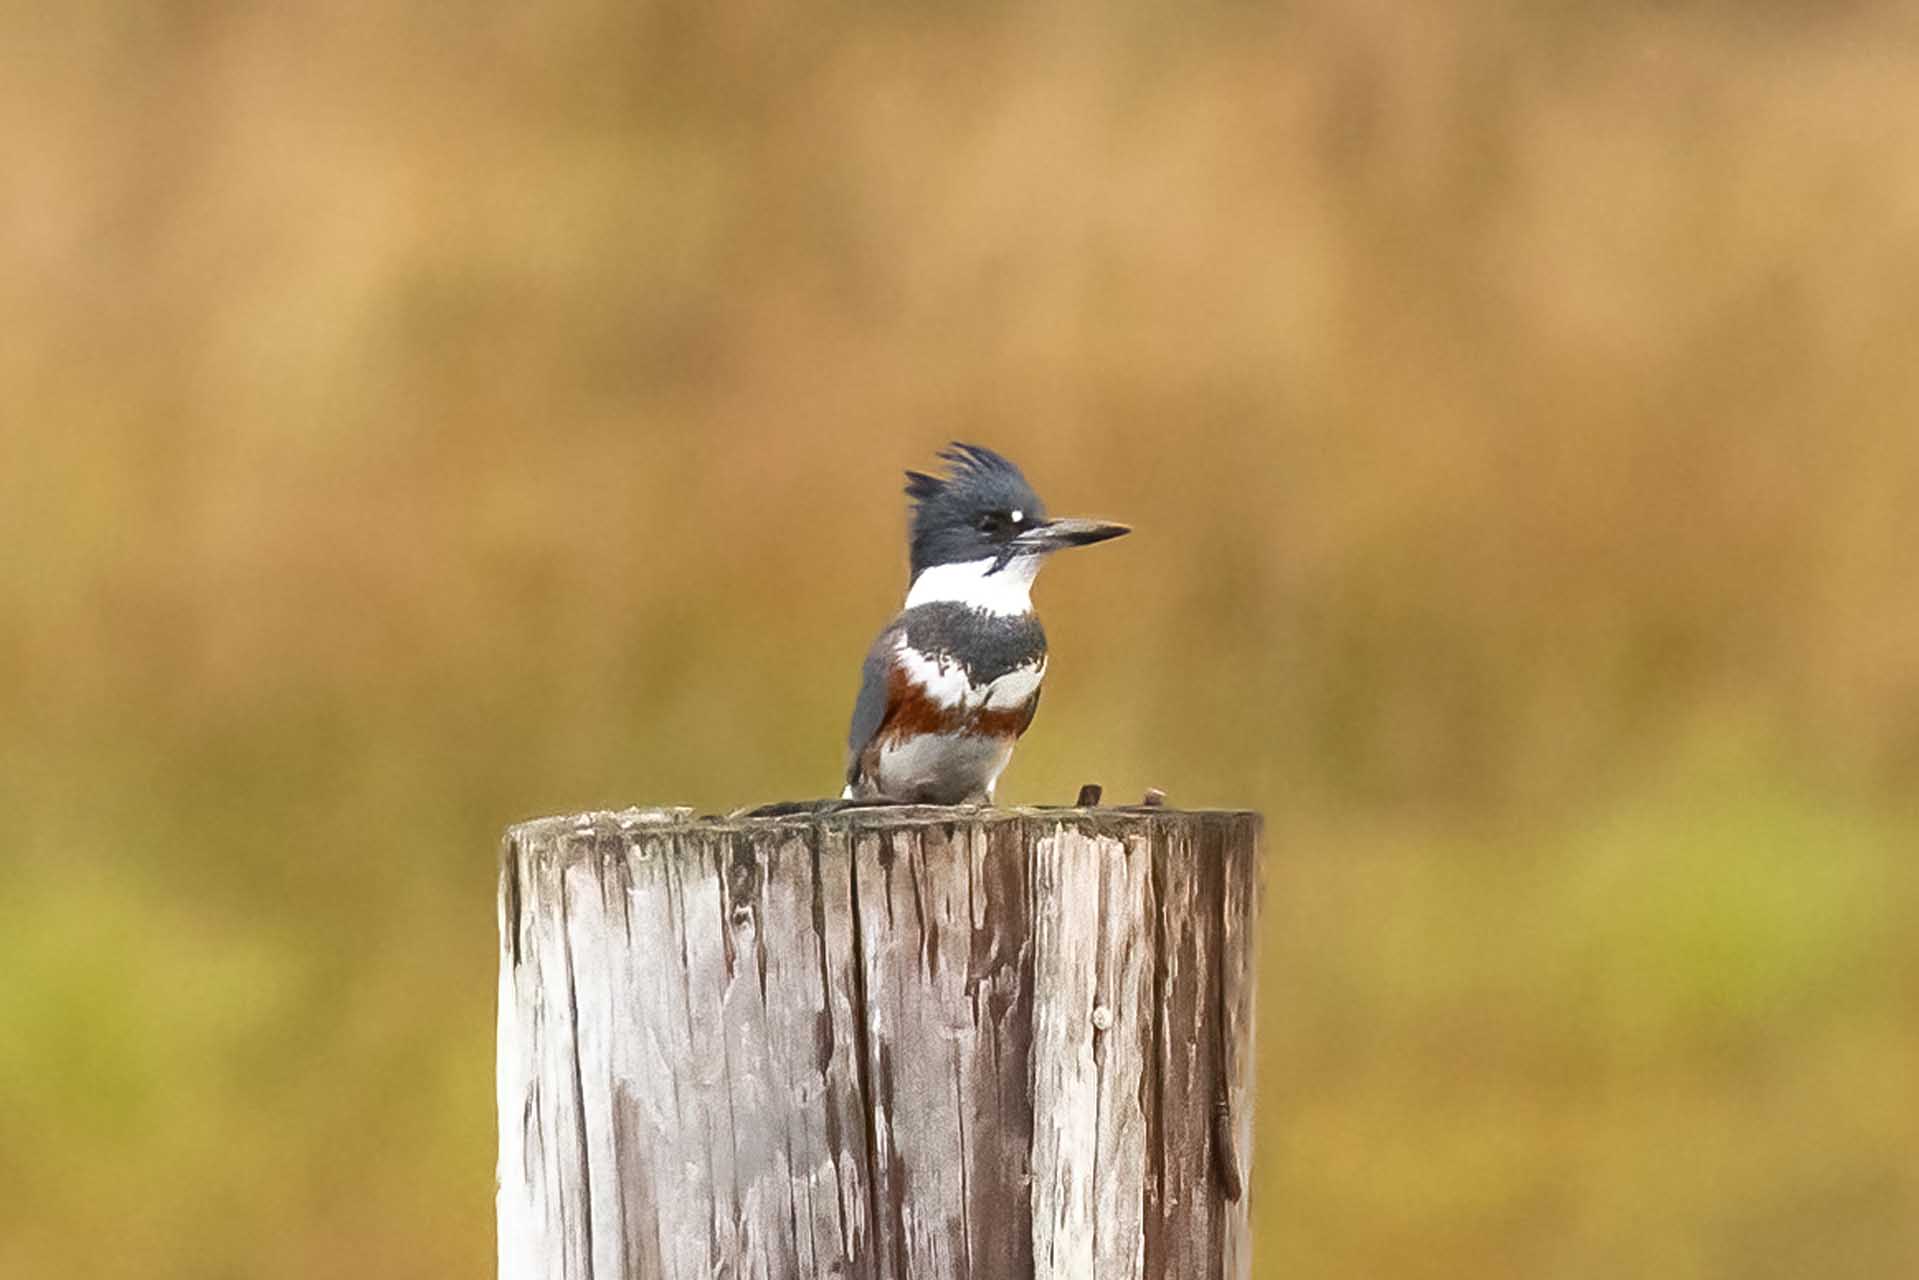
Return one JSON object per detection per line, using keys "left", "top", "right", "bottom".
{"left": 904, "top": 443, "right": 1129, "bottom": 583}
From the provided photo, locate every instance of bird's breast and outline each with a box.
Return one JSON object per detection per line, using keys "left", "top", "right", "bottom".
{"left": 893, "top": 640, "right": 1045, "bottom": 722}
{"left": 895, "top": 603, "right": 1046, "bottom": 685}
{"left": 980, "top": 658, "right": 1045, "bottom": 711}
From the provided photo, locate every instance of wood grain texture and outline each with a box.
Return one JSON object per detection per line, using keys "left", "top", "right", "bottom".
{"left": 499, "top": 806, "right": 1261, "bottom": 1280}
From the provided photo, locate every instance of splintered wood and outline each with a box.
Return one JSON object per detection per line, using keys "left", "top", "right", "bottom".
{"left": 498, "top": 806, "right": 1261, "bottom": 1280}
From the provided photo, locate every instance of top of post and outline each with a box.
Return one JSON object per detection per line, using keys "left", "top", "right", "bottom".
{"left": 504, "top": 802, "right": 1263, "bottom": 853}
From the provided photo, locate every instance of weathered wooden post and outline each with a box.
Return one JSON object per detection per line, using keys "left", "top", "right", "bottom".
{"left": 498, "top": 804, "right": 1261, "bottom": 1280}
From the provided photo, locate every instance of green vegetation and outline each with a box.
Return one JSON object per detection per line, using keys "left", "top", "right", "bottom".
{"left": 3, "top": 3, "right": 1915, "bottom": 1276}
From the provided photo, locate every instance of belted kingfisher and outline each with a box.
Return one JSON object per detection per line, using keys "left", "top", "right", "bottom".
{"left": 843, "top": 443, "right": 1129, "bottom": 804}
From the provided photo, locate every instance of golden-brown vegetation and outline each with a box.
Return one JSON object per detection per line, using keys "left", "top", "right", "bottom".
{"left": 3, "top": 3, "right": 1915, "bottom": 1277}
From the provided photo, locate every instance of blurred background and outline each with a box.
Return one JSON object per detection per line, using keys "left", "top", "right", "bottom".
{"left": 4, "top": 2, "right": 1917, "bottom": 1276}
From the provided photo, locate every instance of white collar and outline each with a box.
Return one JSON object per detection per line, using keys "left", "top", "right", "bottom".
{"left": 903, "top": 556, "right": 1040, "bottom": 616}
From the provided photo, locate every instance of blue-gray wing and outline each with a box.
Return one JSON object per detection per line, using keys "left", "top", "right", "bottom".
{"left": 844, "top": 627, "right": 899, "bottom": 787}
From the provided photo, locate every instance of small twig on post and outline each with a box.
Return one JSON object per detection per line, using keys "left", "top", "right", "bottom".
{"left": 1142, "top": 787, "right": 1168, "bottom": 807}
{"left": 1075, "top": 783, "right": 1104, "bottom": 807}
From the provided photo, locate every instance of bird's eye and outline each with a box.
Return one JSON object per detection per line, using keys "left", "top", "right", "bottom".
{"left": 977, "top": 512, "right": 1006, "bottom": 535}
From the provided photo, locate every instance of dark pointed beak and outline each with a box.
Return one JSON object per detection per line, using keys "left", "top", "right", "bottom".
{"left": 1016, "top": 516, "right": 1131, "bottom": 553}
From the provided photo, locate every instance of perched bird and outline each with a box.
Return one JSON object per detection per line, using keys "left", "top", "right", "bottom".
{"left": 843, "top": 444, "right": 1129, "bottom": 804}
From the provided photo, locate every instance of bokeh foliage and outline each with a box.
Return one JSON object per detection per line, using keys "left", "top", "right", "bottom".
{"left": 3, "top": 2, "right": 1916, "bottom": 1277}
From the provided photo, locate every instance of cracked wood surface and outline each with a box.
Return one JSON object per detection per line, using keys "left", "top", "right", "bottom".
{"left": 498, "top": 805, "right": 1261, "bottom": 1280}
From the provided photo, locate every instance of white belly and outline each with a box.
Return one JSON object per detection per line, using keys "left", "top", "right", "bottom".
{"left": 871, "top": 732, "right": 1015, "bottom": 805}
